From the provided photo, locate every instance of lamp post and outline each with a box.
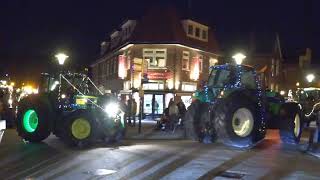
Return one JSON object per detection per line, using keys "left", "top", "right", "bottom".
{"left": 232, "top": 53, "right": 246, "bottom": 65}
{"left": 55, "top": 53, "right": 68, "bottom": 104}
{"left": 306, "top": 74, "right": 315, "bottom": 83}
{"left": 55, "top": 53, "right": 69, "bottom": 66}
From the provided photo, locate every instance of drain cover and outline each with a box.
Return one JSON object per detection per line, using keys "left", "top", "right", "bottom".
{"left": 93, "top": 169, "right": 117, "bottom": 176}
{"left": 218, "top": 171, "right": 245, "bottom": 179}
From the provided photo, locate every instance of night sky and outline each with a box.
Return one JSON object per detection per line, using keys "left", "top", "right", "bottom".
{"left": 0, "top": 0, "right": 319, "bottom": 83}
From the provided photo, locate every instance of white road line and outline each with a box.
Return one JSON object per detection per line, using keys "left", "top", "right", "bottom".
{"left": 159, "top": 147, "right": 243, "bottom": 180}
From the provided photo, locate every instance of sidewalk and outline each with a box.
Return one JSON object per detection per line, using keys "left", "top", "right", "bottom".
{"left": 125, "top": 119, "right": 185, "bottom": 140}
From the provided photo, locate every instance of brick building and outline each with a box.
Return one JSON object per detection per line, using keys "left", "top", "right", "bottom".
{"left": 91, "top": 6, "right": 220, "bottom": 115}
{"left": 244, "top": 33, "right": 284, "bottom": 91}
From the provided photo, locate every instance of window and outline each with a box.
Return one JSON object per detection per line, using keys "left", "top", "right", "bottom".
{"left": 271, "top": 59, "right": 275, "bottom": 77}
{"left": 143, "top": 49, "right": 167, "bottom": 68}
{"left": 202, "top": 30, "right": 207, "bottom": 39}
{"left": 195, "top": 27, "right": 200, "bottom": 37}
{"left": 199, "top": 55, "right": 203, "bottom": 72}
{"left": 240, "top": 70, "right": 257, "bottom": 89}
{"left": 188, "top": 25, "right": 193, "bottom": 35}
{"left": 114, "top": 58, "right": 118, "bottom": 74}
{"left": 182, "top": 51, "right": 190, "bottom": 70}
{"left": 209, "top": 58, "right": 218, "bottom": 68}
{"left": 276, "top": 59, "right": 280, "bottom": 76}
{"left": 181, "top": 82, "right": 197, "bottom": 92}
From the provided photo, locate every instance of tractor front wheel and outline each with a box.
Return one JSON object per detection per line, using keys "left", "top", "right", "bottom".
{"left": 61, "top": 111, "right": 96, "bottom": 147}
{"left": 279, "top": 104, "right": 303, "bottom": 145}
{"left": 214, "top": 97, "right": 261, "bottom": 149}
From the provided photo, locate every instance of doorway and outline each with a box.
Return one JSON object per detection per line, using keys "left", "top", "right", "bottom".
{"left": 143, "top": 94, "right": 164, "bottom": 116}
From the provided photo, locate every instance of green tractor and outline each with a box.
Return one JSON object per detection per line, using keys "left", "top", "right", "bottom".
{"left": 295, "top": 88, "right": 320, "bottom": 128}
{"left": 16, "top": 72, "right": 126, "bottom": 147}
{"left": 185, "top": 64, "right": 303, "bottom": 148}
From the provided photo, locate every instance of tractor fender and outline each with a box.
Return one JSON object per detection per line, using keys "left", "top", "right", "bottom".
{"left": 279, "top": 102, "right": 302, "bottom": 117}
{"left": 278, "top": 102, "right": 304, "bottom": 128}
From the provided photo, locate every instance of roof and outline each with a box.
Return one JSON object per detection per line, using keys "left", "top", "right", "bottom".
{"left": 99, "top": 5, "right": 219, "bottom": 59}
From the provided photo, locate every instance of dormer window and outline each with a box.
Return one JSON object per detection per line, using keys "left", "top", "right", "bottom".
{"left": 182, "top": 20, "right": 209, "bottom": 42}
{"left": 202, "top": 30, "right": 207, "bottom": 39}
{"left": 188, "top": 25, "right": 193, "bottom": 35}
{"left": 195, "top": 28, "right": 200, "bottom": 37}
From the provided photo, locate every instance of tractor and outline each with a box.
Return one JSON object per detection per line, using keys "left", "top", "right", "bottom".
{"left": 185, "top": 64, "right": 302, "bottom": 148}
{"left": 16, "top": 72, "right": 126, "bottom": 147}
{"left": 295, "top": 88, "right": 320, "bottom": 123}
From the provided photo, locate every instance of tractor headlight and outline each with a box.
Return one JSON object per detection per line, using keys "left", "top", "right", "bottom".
{"left": 104, "top": 102, "right": 119, "bottom": 117}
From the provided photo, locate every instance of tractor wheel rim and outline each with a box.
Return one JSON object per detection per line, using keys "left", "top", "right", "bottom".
{"left": 232, "top": 108, "right": 254, "bottom": 137}
{"left": 294, "top": 113, "right": 301, "bottom": 137}
{"left": 71, "top": 118, "right": 91, "bottom": 140}
{"left": 23, "top": 109, "right": 39, "bottom": 133}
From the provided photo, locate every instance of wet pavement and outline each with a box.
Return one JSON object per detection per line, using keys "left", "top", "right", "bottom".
{"left": 0, "top": 128, "right": 320, "bottom": 180}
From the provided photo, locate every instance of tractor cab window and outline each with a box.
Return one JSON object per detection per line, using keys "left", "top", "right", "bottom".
{"left": 208, "top": 69, "right": 235, "bottom": 88}
{"left": 240, "top": 70, "right": 257, "bottom": 89}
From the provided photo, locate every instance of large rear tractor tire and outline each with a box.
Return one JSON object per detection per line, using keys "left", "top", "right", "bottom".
{"left": 279, "top": 104, "right": 303, "bottom": 145}
{"left": 184, "top": 101, "right": 216, "bottom": 143}
{"left": 214, "top": 96, "right": 263, "bottom": 149}
{"left": 16, "top": 97, "right": 52, "bottom": 142}
{"left": 61, "top": 110, "right": 97, "bottom": 147}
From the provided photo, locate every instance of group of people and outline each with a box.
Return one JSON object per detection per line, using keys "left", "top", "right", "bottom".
{"left": 157, "top": 98, "right": 186, "bottom": 131}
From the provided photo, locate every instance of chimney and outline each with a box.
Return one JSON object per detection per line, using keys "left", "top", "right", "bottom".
{"left": 100, "top": 41, "right": 109, "bottom": 55}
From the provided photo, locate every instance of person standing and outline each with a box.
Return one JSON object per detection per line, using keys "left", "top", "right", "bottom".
{"left": 168, "top": 98, "right": 179, "bottom": 130}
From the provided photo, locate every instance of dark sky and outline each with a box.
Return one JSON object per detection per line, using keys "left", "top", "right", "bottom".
{"left": 0, "top": 0, "right": 319, "bottom": 83}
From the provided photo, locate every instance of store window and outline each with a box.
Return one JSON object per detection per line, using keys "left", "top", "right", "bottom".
{"left": 143, "top": 82, "right": 164, "bottom": 90}
{"left": 182, "top": 51, "right": 190, "bottom": 70}
{"left": 181, "top": 82, "right": 197, "bottom": 92}
{"left": 143, "top": 49, "right": 167, "bottom": 68}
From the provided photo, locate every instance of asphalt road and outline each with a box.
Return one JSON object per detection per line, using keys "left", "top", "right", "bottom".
{"left": 0, "top": 129, "right": 320, "bottom": 180}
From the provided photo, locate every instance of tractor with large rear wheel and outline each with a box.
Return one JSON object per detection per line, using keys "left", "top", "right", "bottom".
{"left": 16, "top": 72, "right": 126, "bottom": 147}
{"left": 185, "top": 64, "right": 303, "bottom": 148}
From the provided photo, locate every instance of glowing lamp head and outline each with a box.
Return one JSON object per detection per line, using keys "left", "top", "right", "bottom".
{"left": 280, "top": 90, "right": 286, "bottom": 96}
{"left": 232, "top": 53, "right": 246, "bottom": 65}
{"left": 55, "top": 53, "right": 69, "bottom": 65}
{"left": 306, "top": 74, "right": 315, "bottom": 83}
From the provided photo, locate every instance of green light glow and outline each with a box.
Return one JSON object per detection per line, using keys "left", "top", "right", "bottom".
{"left": 23, "top": 109, "right": 39, "bottom": 133}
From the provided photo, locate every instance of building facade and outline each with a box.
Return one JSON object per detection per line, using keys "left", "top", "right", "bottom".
{"left": 91, "top": 6, "right": 220, "bottom": 115}
{"left": 244, "top": 33, "right": 284, "bottom": 92}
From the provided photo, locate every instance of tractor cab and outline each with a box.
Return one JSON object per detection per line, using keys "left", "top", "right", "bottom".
{"left": 194, "top": 64, "right": 259, "bottom": 103}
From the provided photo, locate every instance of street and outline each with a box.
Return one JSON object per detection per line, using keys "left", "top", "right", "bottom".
{"left": 0, "top": 127, "right": 320, "bottom": 180}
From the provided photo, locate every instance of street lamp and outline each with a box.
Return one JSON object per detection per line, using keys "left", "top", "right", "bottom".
{"left": 55, "top": 53, "right": 69, "bottom": 65}
{"left": 306, "top": 74, "right": 315, "bottom": 83}
{"left": 232, "top": 53, "right": 246, "bottom": 65}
